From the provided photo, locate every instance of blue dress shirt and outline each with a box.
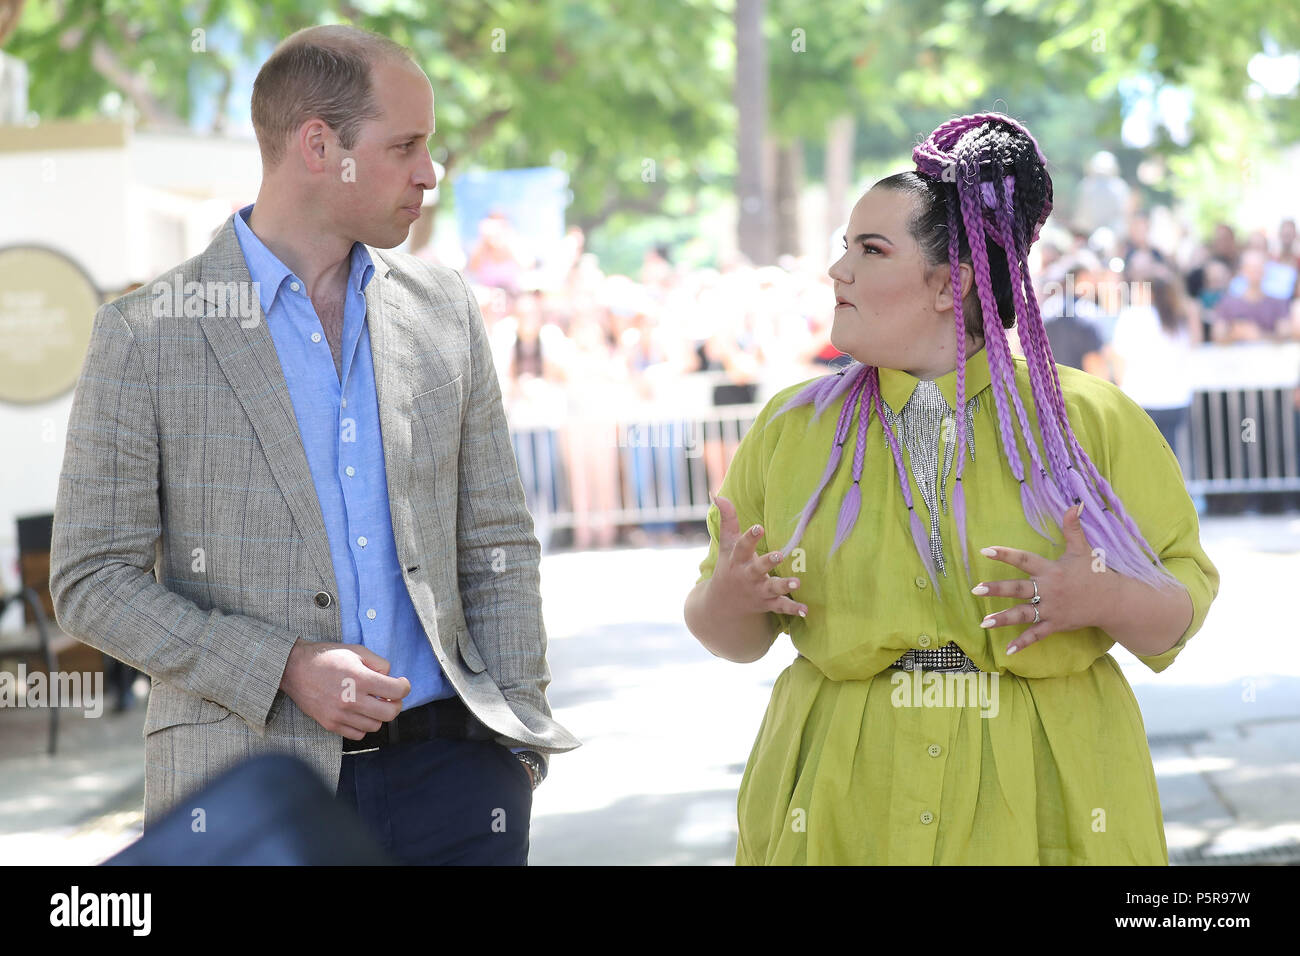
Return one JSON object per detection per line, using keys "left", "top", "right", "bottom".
{"left": 231, "top": 203, "right": 454, "bottom": 710}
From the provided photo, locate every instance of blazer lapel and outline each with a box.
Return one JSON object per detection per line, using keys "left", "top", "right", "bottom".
{"left": 194, "top": 216, "right": 337, "bottom": 592}
{"left": 363, "top": 250, "right": 417, "bottom": 506}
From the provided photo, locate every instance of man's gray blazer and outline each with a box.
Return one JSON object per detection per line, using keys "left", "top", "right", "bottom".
{"left": 49, "top": 214, "right": 580, "bottom": 827}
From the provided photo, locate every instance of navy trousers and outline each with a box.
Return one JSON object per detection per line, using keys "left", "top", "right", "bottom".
{"left": 336, "top": 736, "right": 532, "bottom": 865}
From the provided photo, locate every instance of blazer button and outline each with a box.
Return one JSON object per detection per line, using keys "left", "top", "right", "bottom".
{"left": 313, "top": 590, "right": 333, "bottom": 608}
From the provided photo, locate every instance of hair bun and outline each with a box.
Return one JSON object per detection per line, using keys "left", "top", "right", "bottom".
{"left": 913, "top": 111, "right": 1052, "bottom": 243}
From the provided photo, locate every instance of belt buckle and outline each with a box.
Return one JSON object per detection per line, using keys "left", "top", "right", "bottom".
{"left": 343, "top": 720, "right": 388, "bottom": 755}
{"left": 894, "top": 646, "right": 978, "bottom": 674}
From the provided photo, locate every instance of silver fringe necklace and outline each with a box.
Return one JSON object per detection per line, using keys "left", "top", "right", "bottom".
{"left": 879, "top": 379, "right": 981, "bottom": 576}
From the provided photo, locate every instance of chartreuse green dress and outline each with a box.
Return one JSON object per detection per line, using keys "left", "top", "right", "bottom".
{"left": 695, "top": 347, "right": 1219, "bottom": 865}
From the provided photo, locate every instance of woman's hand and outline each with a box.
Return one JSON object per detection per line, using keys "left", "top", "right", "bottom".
{"left": 708, "top": 494, "right": 808, "bottom": 619}
{"left": 970, "top": 502, "right": 1113, "bottom": 655}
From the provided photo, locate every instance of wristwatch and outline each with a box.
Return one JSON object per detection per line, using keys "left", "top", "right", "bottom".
{"left": 514, "top": 749, "right": 545, "bottom": 789}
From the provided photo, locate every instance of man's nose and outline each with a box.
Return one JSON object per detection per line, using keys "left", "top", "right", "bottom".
{"left": 417, "top": 149, "right": 438, "bottom": 190}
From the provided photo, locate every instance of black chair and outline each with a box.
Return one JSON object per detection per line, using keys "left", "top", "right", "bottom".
{"left": 0, "top": 513, "right": 85, "bottom": 754}
{"left": 0, "top": 585, "right": 64, "bottom": 754}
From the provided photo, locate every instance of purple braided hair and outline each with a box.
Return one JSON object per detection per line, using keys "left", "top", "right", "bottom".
{"left": 766, "top": 111, "right": 1183, "bottom": 596}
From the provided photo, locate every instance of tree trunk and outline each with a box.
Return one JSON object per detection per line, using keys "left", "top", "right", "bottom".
{"left": 734, "top": 0, "right": 772, "bottom": 265}
{"left": 824, "top": 114, "right": 855, "bottom": 253}
{"left": 773, "top": 137, "right": 803, "bottom": 259}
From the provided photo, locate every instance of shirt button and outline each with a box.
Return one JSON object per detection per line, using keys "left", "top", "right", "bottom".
{"left": 341, "top": 398, "right": 347, "bottom": 408}
{"left": 366, "top": 608, "right": 376, "bottom": 620}
{"left": 311, "top": 332, "right": 321, "bottom": 343}
{"left": 918, "top": 634, "right": 932, "bottom": 647}
{"left": 357, "top": 535, "right": 367, "bottom": 547}
{"left": 290, "top": 281, "right": 300, "bottom": 292}
{"left": 914, "top": 575, "right": 928, "bottom": 589}
{"left": 313, "top": 591, "right": 332, "bottom": 608}
{"left": 928, "top": 744, "right": 942, "bottom": 757}
{"left": 920, "top": 811, "right": 934, "bottom": 825}
{"left": 345, "top": 466, "right": 355, "bottom": 477}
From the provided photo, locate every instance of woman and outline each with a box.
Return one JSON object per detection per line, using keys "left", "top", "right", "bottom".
{"left": 682, "top": 113, "right": 1219, "bottom": 865}
{"left": 556, "top": 304, "right": 628, "bottom": 549}
{"left": 1109, "top": 269, "right": 1200, "bottom": 484}
{"left": 502, "top": 291, "right": 566, "bottom": 538}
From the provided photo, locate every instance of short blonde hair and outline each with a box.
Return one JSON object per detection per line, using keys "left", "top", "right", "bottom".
{"left": 251, "top": 25, "right": 415, "bottom": 168}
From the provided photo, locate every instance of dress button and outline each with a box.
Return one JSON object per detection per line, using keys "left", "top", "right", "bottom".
{"left": 920, "top": 811, "right": 934, "bottom": 824}
{"left": 313, "top": 591, "right": 332, "bottom": 608}
{"left": 357, "top": 535, "right": 367, "bottom": 547}
{"left": 914, "top": 575, "right": 928, "bottom": 589}
{"left": 918, "top": 634, "right": 932, "bottom": 647}
{"left": 928, "top": 744, "right": 942, "bottom": 757}
{"left": 366, "top": 608, "right": 376, "bottom": 620}
{"left": 311, "top": 332, "right": 321, "bottom": 343}
{"left": 345, "top": 466, "right": 355, "bottom": 477}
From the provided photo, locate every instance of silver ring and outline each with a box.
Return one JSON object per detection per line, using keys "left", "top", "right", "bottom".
{"left": 1032, "top": 604, "right": 1040, "bottom": 624}
{"left": 1030, "top": 578, "right": 1041, "bottom": 605}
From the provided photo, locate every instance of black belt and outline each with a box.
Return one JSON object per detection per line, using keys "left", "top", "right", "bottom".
{"left": 342, "top": 694, "right": 496, "bottom": 753}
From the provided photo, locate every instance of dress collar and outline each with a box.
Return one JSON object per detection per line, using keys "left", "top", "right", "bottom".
{"left": 876, "top": 344, "right": 993, "bottom": 414}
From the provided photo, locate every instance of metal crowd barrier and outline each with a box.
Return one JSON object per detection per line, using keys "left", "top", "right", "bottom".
{"left": 1184, "top": 343, "right": 1300, "bottom": 494}
{"left": 508, "top": 403, "right": 761, "bottom": 548}
{"left": 506, "top": 345, "right": 1300, "bottom": 546}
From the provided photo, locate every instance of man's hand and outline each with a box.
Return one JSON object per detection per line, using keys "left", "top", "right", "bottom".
{"left": 278, "top": 640, "right": 411, "bottom": 740}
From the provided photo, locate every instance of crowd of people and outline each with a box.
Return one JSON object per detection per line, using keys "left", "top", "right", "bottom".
{"left": 1036, "top": 209, "right": 1300, "bottom": 515}
{"left": 433, "top": 197, "right": 1300, "bottom": 547}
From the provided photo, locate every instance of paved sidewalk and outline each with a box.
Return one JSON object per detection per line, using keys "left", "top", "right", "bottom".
{"left": 0, "top": 686, "right": 147, "bottom": 865}
{"left": 2, "top": 512, "right": 1296, "bottom": 865}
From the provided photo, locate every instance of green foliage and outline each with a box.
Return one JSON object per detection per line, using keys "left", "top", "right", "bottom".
{"left": 8, "top": 0, "right": 1298, "bottom": 245}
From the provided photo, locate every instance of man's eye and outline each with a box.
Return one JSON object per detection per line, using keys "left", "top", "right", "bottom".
{"left": 398, "top": 142, "right": 414, "bottom": 151}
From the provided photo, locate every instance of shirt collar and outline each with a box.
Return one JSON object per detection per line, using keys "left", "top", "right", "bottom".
{"left": 877, "top": 343, "right": 993, "bottom": 414}
{"left": 232, "top": 203, "right": 375, "bottom": 316}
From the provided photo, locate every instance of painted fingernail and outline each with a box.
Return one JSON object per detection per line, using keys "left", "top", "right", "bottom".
{"left": 751, "top": 525, "right": 762, "bottom": 536}
{"left": 980, "top": 616, "right": 996, "bottom": 628}
{"left": 788, "top": 579, "right": 798, "bottom": 589}
{"left": 771, "top": 552, "right": 783, "bottom": 563}
{"left": 980, "top": 547, "right": 997, "bottom": 557}
{"left": 971, "top": 584, "right": 989, "bottom": 595}
{"left": 1005, "top": 644, "right": 1018, "bottom": 655}
{"left": 798, "top": 608, "right": 807, "bottom": 618}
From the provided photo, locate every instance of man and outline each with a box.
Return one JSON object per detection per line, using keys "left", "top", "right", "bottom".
{"left": 49, "top": 24, "right": 579, "bottom": 865}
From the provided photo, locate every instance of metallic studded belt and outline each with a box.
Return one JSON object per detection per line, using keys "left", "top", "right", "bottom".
{"left": 891, "top": 641, "right": 981, "bottom": 673}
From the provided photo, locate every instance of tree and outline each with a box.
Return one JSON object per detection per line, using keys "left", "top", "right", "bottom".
{"left": 7, "top": 0, "right": 734, "bottom": 233}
